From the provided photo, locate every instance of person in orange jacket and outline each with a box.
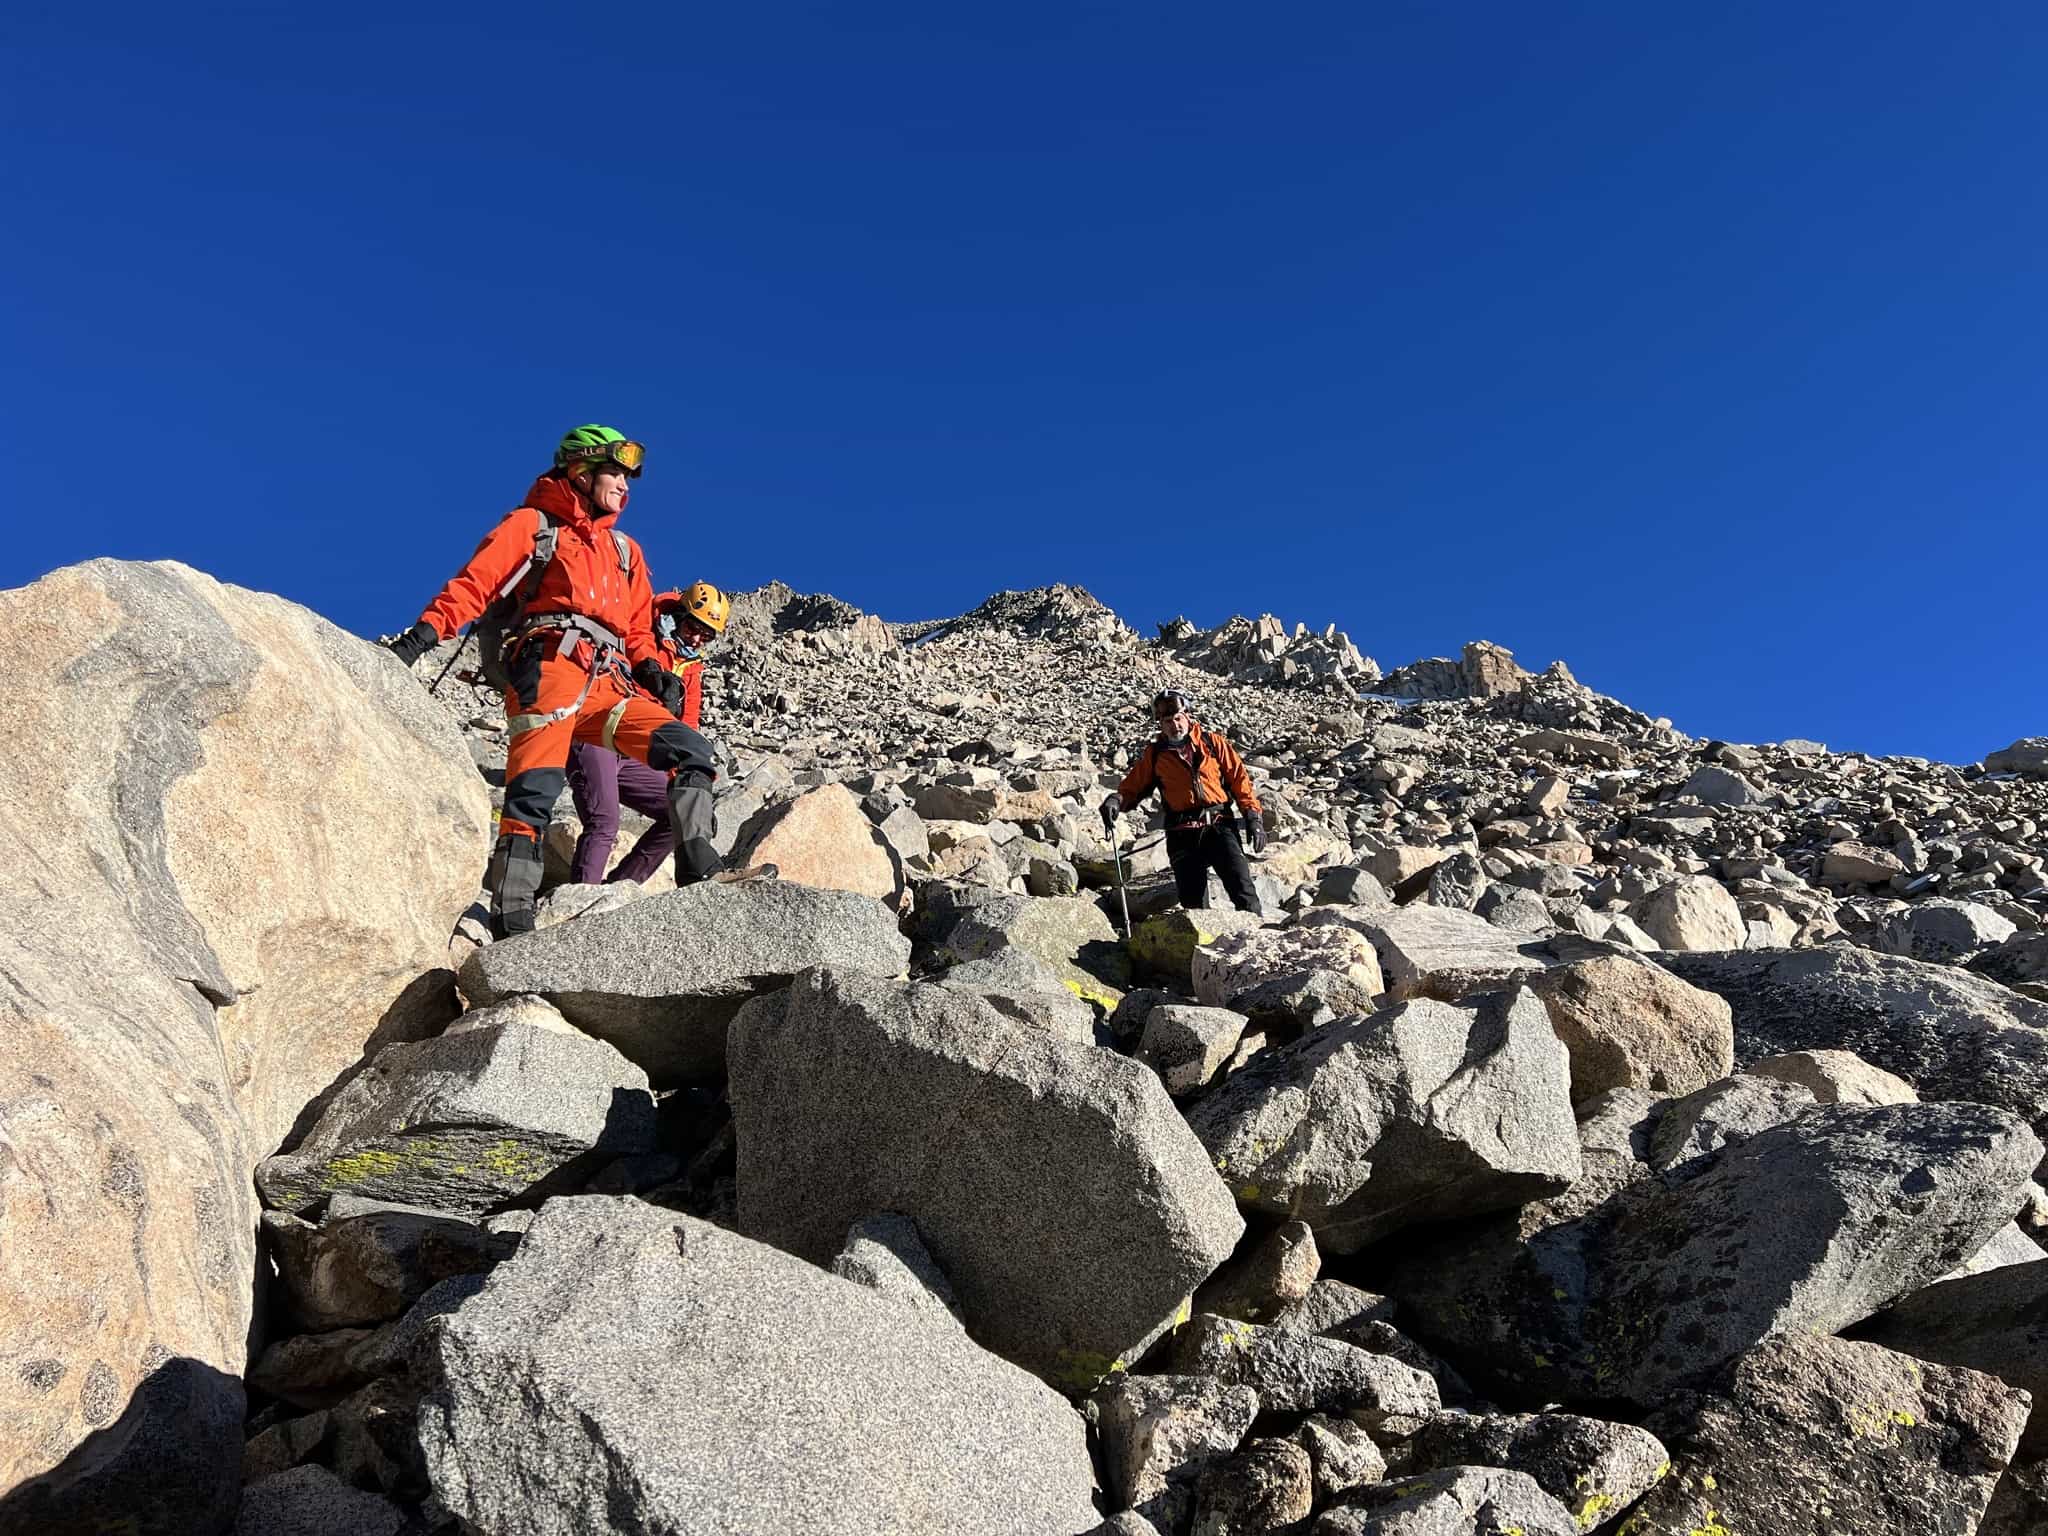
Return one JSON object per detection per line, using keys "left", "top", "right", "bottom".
{"left": 1103, "top": 688, "right": 1266, "bottom": 913}
{"left": 383, "top": 425, "right": 751, "bottom": 937}
{"left": 565, "top": 582, "right": 730, "bottom": 886}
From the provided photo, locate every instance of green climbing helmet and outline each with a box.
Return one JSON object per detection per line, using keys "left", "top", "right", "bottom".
{"left": 554, "top": 424, "right": 645, "bottom": 478}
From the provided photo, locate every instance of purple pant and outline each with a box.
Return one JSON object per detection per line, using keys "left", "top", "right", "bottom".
{"left": 567, "top": 742, "right": 677, "bottom": 885}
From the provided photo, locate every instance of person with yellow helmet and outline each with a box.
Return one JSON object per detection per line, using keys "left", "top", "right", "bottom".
{"left": 381, "top": 426, "right": 761, "bottom": 936}
{"left": 564, "top": 580, "right": 734, "bottom": 886}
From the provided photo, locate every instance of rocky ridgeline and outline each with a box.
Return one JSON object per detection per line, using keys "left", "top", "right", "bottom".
{"left": 10, "top": 562, "right": 2048, "bottom": 1535}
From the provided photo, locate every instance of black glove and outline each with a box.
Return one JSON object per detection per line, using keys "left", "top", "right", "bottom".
{"left": 634, "top": 659, "right": 683, "bottom": 716}
{"left": 383, "top": 620, "right": 438, "bottom": 668}
{"left": 1240, "top": 807, "right": 1267, "bottom": 853}
{"left": 1100, "top": 793, "right": 1123, "bottom": 832}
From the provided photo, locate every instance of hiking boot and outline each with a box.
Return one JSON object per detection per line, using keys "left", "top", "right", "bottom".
{"left": 452, "top": 904, "right": 494, "bottom": 948}
{"left": 492, "top": 907, "right": 538, "bottom": 941}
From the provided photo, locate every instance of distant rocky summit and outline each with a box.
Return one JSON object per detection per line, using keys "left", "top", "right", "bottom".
{"left": 7, "top": 560, "right": 2048, "bottom": 1535}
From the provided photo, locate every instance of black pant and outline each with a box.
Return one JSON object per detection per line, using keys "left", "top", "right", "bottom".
{"left": 1166, "top": 822, "right": 1261, "bottom": 912}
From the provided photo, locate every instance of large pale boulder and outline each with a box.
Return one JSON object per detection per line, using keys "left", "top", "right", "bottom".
{"left": 1359, "top": 841, "right": 1451, "bottom": 888}
{"left": 932, "top": 891, "right": 1132, "bottom": 1008}
{"left": 1633, "top": 876, "right": 1747, "bottom": 952}
{"left": 727, "top": 781, "right": 900, "bottom": 902}
{"left": 937, "top": 950, "right": 1098, "bottom": 1042}
{"left": 1525, "top": 953, "right": 1734, "bottom": 1103}
{"left": 1746, "top": 1047, "right": 1919, "bottom": 1106}
{"left": 1193, "top": 923, "right": 1385, "bottom": 1019}
{"left": 1130, "top": 908, "right": 1267, "bottom": 990}
{"left": 418, "top": 1198, "right": 1101, "bottom": 1535}
{"left": 1679, "top": 762, "right": 1765, "bottom": 807}
{"left": 1306, "top": 904, "right": 1552, "bottom": 1002}
{"left": 1624, "top": 1333, "right": 2029, "bottom": 1535}
{"left": 729, "top": 969, "right": 1243, "bottom": 1388}
{"left": 457, "top": 879, "right": 912, "bottom": 1083}
{"left": 1822, "top": 841, "right": 1907, "bottom": 884}
{"left": 1187, "top": 988, "right": 1580, "bottom": 1252}
{"left": 0, "top": 561, "right": 487, "bottom": 1524}
{"left": 1986, "top": 737, "right": 2048, "bottom": 776}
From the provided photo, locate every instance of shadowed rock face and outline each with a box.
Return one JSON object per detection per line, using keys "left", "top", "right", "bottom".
{"left": 0, "top": 1356, "right": 244, "bottom": 1536}
{"left": 0, "top": 560, "right": 487, "bottom": 1525}
{"left": 1856, "top": 1257, "right": 2048, "bottom": 1459}
{"left": 1661, "top": 947, "right": 2048, "bottom": 1149}
{"left": 1627, "top": 1333, "right": 2030, "bottom": 1536}
{"left": 1387, "top": 1100, "right": 2042, "bottom": 1407}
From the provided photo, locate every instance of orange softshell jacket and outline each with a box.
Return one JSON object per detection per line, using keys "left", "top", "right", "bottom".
{"left": 658, "top": 645, "right": 705, "bottom": 730}
{"left": 417, "top": 476, "right": 661, "bottom": 668}
{"left": 1118, "top": 722, "right": 1262, "bottom": 814}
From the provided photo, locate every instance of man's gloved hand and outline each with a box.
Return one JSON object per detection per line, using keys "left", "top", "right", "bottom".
{"left": 382, "top": 620, "right": 439, "bottom": 668}
{"left": 634, "top": 658, "right": 684, "bottom": 716}
{"left": 1100, "top": 792, "right": 1123, "bottom": 831}
{"left": 1240, "top": 807, "right": 1267, "bottom": 853}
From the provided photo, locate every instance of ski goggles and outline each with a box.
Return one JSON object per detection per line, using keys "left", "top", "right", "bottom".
{"left": 561, "top": 439, "right": 646, "bottom": 476}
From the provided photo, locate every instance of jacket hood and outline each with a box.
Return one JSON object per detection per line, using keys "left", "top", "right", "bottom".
{"left": 524, "top": 473, "right": 624, "bottom": 531}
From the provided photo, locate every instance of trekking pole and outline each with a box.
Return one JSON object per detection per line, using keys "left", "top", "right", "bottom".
{"left": 427, "top": 626, "right": 473, "bottom": 696}
{"left": 1103, "top": 803, "right": 1133, "bottom": 938}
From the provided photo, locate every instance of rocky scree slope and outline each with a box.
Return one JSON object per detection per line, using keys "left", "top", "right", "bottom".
{"left": 10, "top": 562, "right": 2048, "bottom": 1535}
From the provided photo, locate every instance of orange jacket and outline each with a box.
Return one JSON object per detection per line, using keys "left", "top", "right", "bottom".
{"left": 658, "top": 646, "right": 705, "bottom": 730}
{"left": 1118, "top": 721, "right": 1261, "bottom": 815}
{"left": 416, "top": 475, "right": 659, "bottom": 668}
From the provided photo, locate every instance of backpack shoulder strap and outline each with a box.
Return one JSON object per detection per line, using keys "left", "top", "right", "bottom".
{"left": 611, "top": 529, "right": 632, "bottom": 575}
{"left": 518, "top": 508, "right": 561, "bottom": 603}
{"left": 491, "top": 507, "right": 557, "bottom": 603}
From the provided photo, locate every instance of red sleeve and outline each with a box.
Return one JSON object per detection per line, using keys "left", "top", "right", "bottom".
{"left": 678, "top": 659, "right": 704, "bottom": 729}
{"left": 417, "top": 510, "right": 540, "bottom": 640}
{"left": 620, "top": 537, "right": 660, "bottom": 668}
{"left": 1117, "top": 745, "right": 1156, "bottom": 810}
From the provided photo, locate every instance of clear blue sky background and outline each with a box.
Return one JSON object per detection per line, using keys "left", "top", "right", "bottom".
{"left": 5, "top": 4, "right": 2043, "bottom": 761}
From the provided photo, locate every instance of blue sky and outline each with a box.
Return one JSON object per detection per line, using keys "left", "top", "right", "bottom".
{"left": 4, "top": 4, "right": 2042, "bottom": 761}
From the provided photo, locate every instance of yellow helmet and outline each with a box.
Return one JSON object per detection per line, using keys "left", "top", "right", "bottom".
{"left": 681, "top": 580, "right": 730, "bottom": 635}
